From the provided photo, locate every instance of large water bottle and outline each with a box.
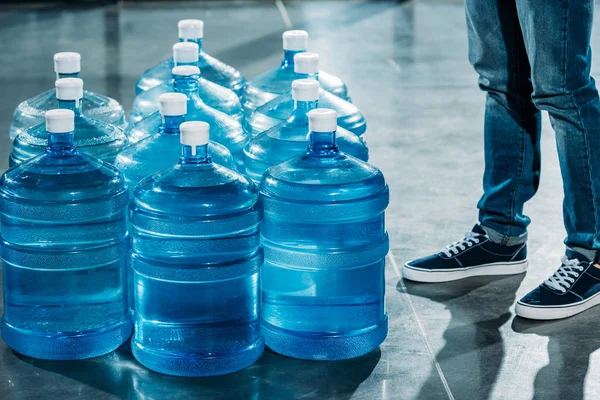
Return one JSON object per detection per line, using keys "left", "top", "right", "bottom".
{"left": 128, "top": 72, "right": 247, "bottom": 170}
{"left": 135, "top": 19, "right": 246, "bottom": 96}
{"left": 130, "top": 121, "right": 264, "bottom": 376}
{"left": 259, "top": 108, "right": 389, "bottom": 360}
{"left": 10, "top": 52, "right": 126, "bottom": 140}
{"left": 244, "top": 80, "right": 368, "bottom": 184}
{"left": 246, "top": 52, "right": 367, "bottom": 136}
{"left": 129, "top": 43, "right": 242, "bottom": 125}
{"left": 10, "top": 78, "right": 128, "bottom": 166}
{"left": 242, "top": 30, "right": 350, "bottom": 113}
{"left": 116, "top": 93, "right": 235, "bottom": 191}
{"left": 0, "top": 109, "right": 131, "bottom": 360}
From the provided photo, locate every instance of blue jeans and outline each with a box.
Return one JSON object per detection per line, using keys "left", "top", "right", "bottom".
{"left": 467, "top": 0, "right": 600, "bottom": 251}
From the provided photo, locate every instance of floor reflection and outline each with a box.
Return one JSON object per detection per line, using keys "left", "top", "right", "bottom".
{"left": 401, "top": 273, "right": 525, "bottom": 400}
{"left": 13, "top": 342, "right": 381, "bottom": 399}
{"left": 512, "top": 313, "right": 600, "bottom": 400}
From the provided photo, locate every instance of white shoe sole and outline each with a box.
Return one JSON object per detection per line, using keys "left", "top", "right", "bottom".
{"left": 402, "top": 259, "right": 528, "bottom": 283}
{"left": 515, "top": 290, "right": 600, "bottom": 320}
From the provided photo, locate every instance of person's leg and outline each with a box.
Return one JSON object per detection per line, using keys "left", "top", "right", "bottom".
{"left": 469, "top": 0, "right": 542, "bottom": 244}
{"left": 515, "top": 0, "right": 600, "bottom": 320}
{"left": 402, "top": 0, "right": 537, "bottom": 283}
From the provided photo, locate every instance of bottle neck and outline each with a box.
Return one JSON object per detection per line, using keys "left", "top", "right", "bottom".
{"left": 179, "top": 37, "right": 203, "bottom": 52}
{"left": 308, "top": 130, "right": 338, "bottom": 157}
{"left": 56, "top": 72, "right": 80, "bottom": 79}
{"left": 173, "top": 74, "right": 200, "bottom": 93}
{"left": 295, "top": 71, "right": 319, "bottom": 80}
{"left": 159, "top": 115, "right": 185, "bottom": 135}
{"left": 180, "top": 144, "right": 211, "bottom": 164}
{"left": 281, "top": 49, "right": 305, "bottom": 69}
{"left": 46, "top": 131, "right": 76, "bottom": 157}
{"left": 290, "top": 100, "right": 318, "bottom": 121}
{"left": 58, "top": 99, "right": 82, "bottom": 114}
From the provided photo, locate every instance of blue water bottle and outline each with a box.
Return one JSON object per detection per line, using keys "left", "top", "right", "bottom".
{"left": 129, "top": 42, "right": 242, "bottom": 125}
{"left": 115, "top": 93, "right": 235, "bottom": 191}
{"left": 135, "top": 19, "right": 246, "bottom": 96}
{"left": 10, "top": 52, "right": 126, "bottom": 140}
{"left": 260, "top": 108, "right": 389, "bottom": 360}
{"left": 246, "top": 52, "right": 366, "bottom": 136}
{"left": 10, "top": 78, "right": 128, "bottom": 167}
{"left": 130, "top": 121, "right": 264, "bottom": 376}
{"left": 244, "top": 79, "right": 368, "bottom": 183}
{"left": 242, "top": 30, "right": 350, "bottom": 113}
{"left": 0, "top": 109, "right": 131, "bottom": 360}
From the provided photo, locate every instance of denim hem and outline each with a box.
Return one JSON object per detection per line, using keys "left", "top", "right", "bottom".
{"left": 480, "top": 224, "right": 528, "bottom": 246}
{"left": 568, "top": 246, "right": 598, "bottom": 263}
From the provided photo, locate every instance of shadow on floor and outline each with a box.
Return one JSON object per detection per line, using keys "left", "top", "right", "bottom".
{"left": 399, "top": 273, "right": 525, "bottom": 400}
{"left": 512, "top": 312, "right": 600, "bottom": 400}
{"left": 13, "top": 341, "right": 381, "bottom": 400}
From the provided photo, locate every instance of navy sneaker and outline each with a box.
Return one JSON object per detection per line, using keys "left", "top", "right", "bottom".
{"left": 402, "top": 225, "right": 528, "bottom": 283}
{"left": 516, "top": 250, "right": 600, "bottom": 320}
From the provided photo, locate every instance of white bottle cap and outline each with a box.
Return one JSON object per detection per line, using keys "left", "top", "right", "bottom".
{"left": 292, "top": 79, "right": 319, "bottom": 101}
{"left": 294, "top": 52, "right": 319, "bottom": 74}
{"left": 309, "top": 108, "right": 338, "bottom": 132}
{"left": 178, "top": 19, "right": 204, "bottom": 40}
{"left": 159, "top": 93, "right": 187, "bottom": 116}
{"left": 173, "top": 42, "right": 199, "bottom": 64}
{"left": 55, "top": 78, "right": 83, "bottom": 100}
{"left": 172, "top": 65, "right": 201, "bottom": 77}
{"left": 180, "top": 121, "right": 209, "bottom": 154}
{"left": 54, "top": 52, "right": 81, "bottom": 74}
{"left": 283, "top": 30, "right": 308, "bottom": 51}
{"left": 46, "top": 109, "right": 75, "bottom": 133}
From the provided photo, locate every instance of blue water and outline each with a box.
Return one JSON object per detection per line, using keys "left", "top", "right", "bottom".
{"left": 135, "top": 38, "right": 245, "bottom": 96}
{"left": 130, "top": 141, "right": 264, "bottom": 376}
{"left": 10, "top": 71, "right": 126, "bottom": 141}
{"left": 129, "top": 69, "right": 243, "bottom": 126}
{"left": 242, "top": 49, "right": 351, "bottom": 114}
{"left": 10, "top": 98, "right": 128, "bottom": 167}
{"left": 259, "top": 128, "right": 389, "bottom": 360}
{"left": 244, "top": 98, "right": 369, "bottom": 183}
{"left": 115, "top": 114, "right": 235, "bottom": 191}
{"left": 0, "top": 128, "right": 131, "bottom": 360}
{"left": 245, "top": 80, "right": 366, "bottom": 137}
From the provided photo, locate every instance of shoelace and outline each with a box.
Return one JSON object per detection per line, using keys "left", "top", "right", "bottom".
{"left": 441, "top": 231, "right": 481, "bottom": 257}
{"left": 544, "top": 256, "right": 585, "bottom": 293}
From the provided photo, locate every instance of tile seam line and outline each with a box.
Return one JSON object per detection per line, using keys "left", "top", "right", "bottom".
{"left": 275, "top": 0, "right": 293, "bottom": 29}
{"left": 388, "top": 250, "right": 456, "bottom": 400}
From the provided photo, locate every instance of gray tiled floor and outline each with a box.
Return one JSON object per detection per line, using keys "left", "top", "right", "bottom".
{"left": 0, "top": 1, "right": 599, "bottom": 399}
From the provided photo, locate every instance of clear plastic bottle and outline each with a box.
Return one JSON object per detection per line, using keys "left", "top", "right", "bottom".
{"left": 244, "top": 80, "right": 368, "bottom": 184}
{"left": 242, "top": 30, "right": 350, "bottom": 114}
{"left": 130, "top": 121, "right": 264, "bottom": 376}
{"left": 259, "top": 109, "right": 389, "bottom": 360}
{"left": 0, "top": 109, "right": 131, "bottom": 360}
{"left": 10, "top": 52, "right": 126, "bottom": 140}
{"left": 10, "top": 78, "right": 128, "bottom": 166}
{"left": 246, "top": 52, "right": 366, "bottom": 136}
{"left": 135, "top": 19, "right": 246, "bottom": 96}
{"left": 115, "top": 93, "right": 235, "bottom": 192}
{"left": 129, "top": 44, "right": 243, "bottom": 125}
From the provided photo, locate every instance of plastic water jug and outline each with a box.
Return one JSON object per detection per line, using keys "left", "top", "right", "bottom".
{"left": 0, "top": 109, "right": 131, "bottom": 360}
{"left": 244, "top": 80, "right": 368, "bottom": 183}
{"left": 10, "top": 52, "right": 126, "bottom": 140}
{"left": 246, "top": 52, "right": 366, "bottom": 136}
{"left": 259, "top": 108, "right": 389, "bottom": 360}
{"left": 135, "top": 19, "right": 245, "bottom": 96}
{"left": 129, "top": 43, "right": 242, "bottom": 125}
{"left": 10, "top": 78, "right": 128, "bottom": 166}
{"left": 130, "top": 121, "right": 263, "bottom": 376}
